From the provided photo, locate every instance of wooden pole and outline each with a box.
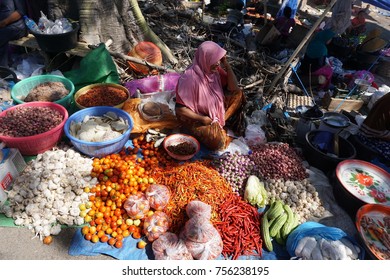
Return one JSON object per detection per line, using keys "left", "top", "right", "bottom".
{"left": 265, "top": 0, "right": 338, "bottom": 94}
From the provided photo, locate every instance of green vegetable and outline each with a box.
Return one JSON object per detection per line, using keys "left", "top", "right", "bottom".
{"left": 266, "top": 200, "right": 284, "bottom": 220}
{"left": 269, "top": 212, "right": 288, "bottom": 237}
{"left": 244, "top": 175, "right": 268, "bottom": 208}
{"left": 281, "top": 204, "right": 295, "bottom": 239}
{"left": 261, "top": 215, "right": 273, "bottom": 252}
{"left": 274, "top": 228, "right": 286, "bottom": 246}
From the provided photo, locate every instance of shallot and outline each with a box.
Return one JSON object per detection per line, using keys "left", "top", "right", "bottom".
{"left": 249, "top": 143, "right": 308, "bottom": 181}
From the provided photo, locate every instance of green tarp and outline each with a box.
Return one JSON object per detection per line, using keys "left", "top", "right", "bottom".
{"left": 63, "top": 43, "right": 120, "bottom": 92}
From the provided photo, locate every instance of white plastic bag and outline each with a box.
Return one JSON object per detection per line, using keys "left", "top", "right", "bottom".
{"left": 244, "top": 124, "right": 267, "bottom": 147}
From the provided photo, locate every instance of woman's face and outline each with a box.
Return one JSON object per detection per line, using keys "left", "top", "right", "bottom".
{"left": 210, "top": 60, "right": 221, "bottom": 73}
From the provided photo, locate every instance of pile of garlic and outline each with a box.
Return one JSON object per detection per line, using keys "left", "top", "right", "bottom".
{"left": 265, "top": 178, "right": 325, "bottom": 223}
{"left": 1, "top": 147, "right": 97, "bottom": 240}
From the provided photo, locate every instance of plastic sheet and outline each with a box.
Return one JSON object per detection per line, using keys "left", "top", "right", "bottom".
{"left": 286, "top": 221, "right": 365, "bottom": 259}
{"left": 124, "top": 73, "right": 181, "bottom": 97}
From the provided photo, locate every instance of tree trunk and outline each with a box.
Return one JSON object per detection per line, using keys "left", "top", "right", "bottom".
{"left": 46, "top": 0, "right": 177, "bottom": 65}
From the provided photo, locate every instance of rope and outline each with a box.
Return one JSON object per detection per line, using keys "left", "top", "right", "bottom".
{"left": 290, "top": 63, "right": 315, "bottom": 106}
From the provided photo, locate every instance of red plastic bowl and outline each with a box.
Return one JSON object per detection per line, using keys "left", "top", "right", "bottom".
{"left": 163, "top": 133, "right": 200, "bottom": 161}
{"left": 0, "top": 102, "right": 68, "bottom": 156}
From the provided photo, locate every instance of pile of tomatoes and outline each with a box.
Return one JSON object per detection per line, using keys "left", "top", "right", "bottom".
{"left": 79, "top": 135, "right": 175, "bottom": 249}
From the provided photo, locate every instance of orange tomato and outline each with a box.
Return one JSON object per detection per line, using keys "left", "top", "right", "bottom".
{"left": 91, "top": 234, "right": 99, "bottom": 243}
{"left": 100, "top": 235, "right": 109, "bottom": 243}
{"left": 108, "top": 238, "right": 116, "bottom": 246}
{"left": 137, "top": 240, "right": 147, "bottom": 249}
{"left": 81, "top": 226, "right": 90, "bottom": 235}
{"left": 114, "top": 240, "right": 123, "bottom": 249}
{"left": 132, "top": 231, "right": 141, "bottom": 239}
{"left": 84, "top": 233, "right": 92, "bottom": 241}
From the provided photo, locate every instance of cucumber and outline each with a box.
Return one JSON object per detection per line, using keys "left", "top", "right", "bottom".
{"left": 269, "top": 212, "right": 288, "bottom": 237}
{"left": 261, "top": 215, "right": 273, "bottom": 252}
{"left": 267, "top": 200, "right": 284, "bottom": 220}
{"left": 281, "top": 204, "right": 295, "bottom": 239}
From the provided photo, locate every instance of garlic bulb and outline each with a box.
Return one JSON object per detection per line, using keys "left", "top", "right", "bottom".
{"left": 6, "top": 147, "right": 97, "bottom": 239}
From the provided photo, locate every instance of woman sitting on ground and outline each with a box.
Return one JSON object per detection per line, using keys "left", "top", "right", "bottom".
{"left": 300, "top": 28, "right": 336, "bottom": 89}
{"left": 347, "top": 10, "right": 367, "bottom": 36}
{"left": 273, "top": 6, "right": 296, "bottom": 45}
{"left": 175, "top": 41, "right": 244, "bottom": 151}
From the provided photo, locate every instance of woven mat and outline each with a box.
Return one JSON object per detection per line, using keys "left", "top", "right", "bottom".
{"left": 286, "top": 94, "right": 314, "bottom": 111}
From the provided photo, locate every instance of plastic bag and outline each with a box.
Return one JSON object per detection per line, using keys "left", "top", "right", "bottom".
{"left": 185, "top": 200, "right": 212, "bottom": 220}
{"left": 247, "top": 109, "right": 268, "bottom": 126}
{"left": 0, "top": 79, "right": 13, "bottom": 112}
{"left": 244, "top": 124, "right": 266, "bottom": 147}
{"left": 181, "top": 217, "right": 217, "bottom": 243}
{"left": 124, "top": 73, "right": 181, "bottom": 97}
{"left": 143, "top": 211, "right": 170, "bottom": 242}
{"left": 286, "top": 222, "right": 364, "bottom": 259}
{"left": 152, "top": 232, "right": 193, "bottom": 260}
{"left": 145, "top": 184, "right": 170, "bottom": 211}
{"left": 123, "top": 192, "right": 150, "bottom": 220}
{"left": 184, "top": 230, "right": 223, "bottom": 260}
{"left": 222, "top": 137, "right": 252, "bottom": 155}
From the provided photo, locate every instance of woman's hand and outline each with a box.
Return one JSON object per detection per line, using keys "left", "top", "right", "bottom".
{"left": 202, "top": 116, "right": 213, "bottom": 126}
{"left": 220, "top": 55, "right": 228, "bottom": 68}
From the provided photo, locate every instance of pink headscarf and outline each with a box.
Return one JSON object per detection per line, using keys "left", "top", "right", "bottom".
{"left": 176, "top": 41, "right": 227, "bottom": 126}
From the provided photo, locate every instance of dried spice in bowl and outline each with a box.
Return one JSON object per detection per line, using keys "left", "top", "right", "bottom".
{"left": 75, "top": 84, "right": 129, "bottom": 108}
{"left": 167, "top": 141, "right": 197, "bottom": 156}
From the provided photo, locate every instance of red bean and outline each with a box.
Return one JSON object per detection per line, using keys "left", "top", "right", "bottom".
{"left": 0, "top": 107, "right": 63, "bottom": 137}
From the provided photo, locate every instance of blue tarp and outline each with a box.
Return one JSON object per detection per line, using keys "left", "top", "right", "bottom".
{"left": 362, "top": 0, "right": 390, "bottom": 11}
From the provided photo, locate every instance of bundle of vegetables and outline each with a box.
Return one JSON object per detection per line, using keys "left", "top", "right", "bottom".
{"left": 143, "top": 210, "right": 170, "bottom": 242}
{"left": 249, "top": 143, "right": 307, "bottom": 181}
{"left": 212, "top": 152, "right": 255, "bottom": 194}
{"left": 265, "top": 179, "right": 325, "bottom": 223}
{"left": 151, "top": 161, "right": 232, "bottom": 233}
{"left": 152, "top": 232, "right": 193, "bottom": 260}
{"left": 215, "top": 194, "right": 262, "bottom": 260}
{"left": 145, "top": 184, "right": 170, "bottom": 211}
{"left": 180, "top": 201, "right": 223, "bottom": 260}
{"left": 261, "top": 200, "right": 299, "bottom": 252}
